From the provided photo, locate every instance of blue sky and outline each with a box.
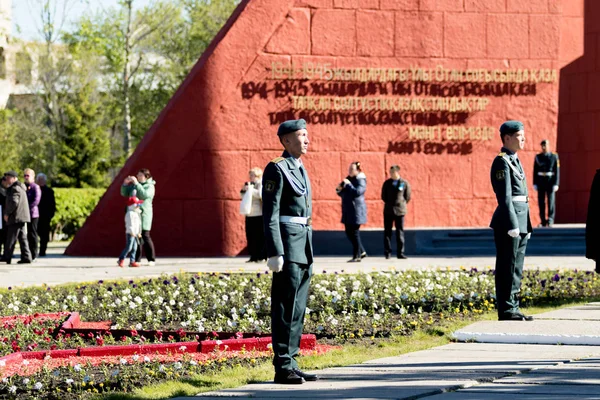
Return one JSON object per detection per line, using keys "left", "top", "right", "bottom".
{"left": 13, "top": 0, "right": 152, "bottom": 40}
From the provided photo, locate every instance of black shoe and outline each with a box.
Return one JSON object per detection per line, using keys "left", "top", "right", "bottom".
{"left": 17, "top": 260, "right": 32, "bottom": 264}
{"left": 245, "top": 259, "right": 257, "bottom": 263}
{"left": 274, "top": 370, "right": 305, "bottom": 384}
{"left": 385, "top": 253, "right": 391, "bottom": 259}
{"left": 498, "top": 313, "right": 533, "bottom": 321}
{"left": 347, "top": 258, "right": 361, "bottom": 263}
{"left": 39, "top": 253, "right": 46, "bottom": 257}
{"left": 0, "top": 257, "right": 10, "bottom": 264}
{"left": 360, "top": 252, "right": 368, "bottom": 259}
{"left": 293, "top": 368, "right": 319, "bottom": 381}
{"left": 397, "top": 254, "right": 408, "bottom": 259}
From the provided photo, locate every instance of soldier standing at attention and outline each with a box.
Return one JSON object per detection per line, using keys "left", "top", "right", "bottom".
{"left": 490, "top": 120, "right": 534, "bottom": 321}
{"left": 262, "top": 118, "right": 318, "bottom": 385}
{"left": 533, "top": 139, "right": 560, "bottom": 227}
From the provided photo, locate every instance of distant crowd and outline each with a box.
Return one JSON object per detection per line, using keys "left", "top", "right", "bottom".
{"left": 0, "top": 169, "right": 56, "bottom": 264}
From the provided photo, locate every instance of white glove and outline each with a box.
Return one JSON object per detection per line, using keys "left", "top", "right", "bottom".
{"left": 526, "top": 233, "right": 531, "bottom": 240}
{"left": 508, "top": 228, "right": 520, "bottom": 238}
{"left": 267, "top": 256, "right": 284, "bottom": 273}
{"left": 553, "top": 185, "right": 559, "bottom": 192}
{"left": 533, "top": 185, "right": 538, "bottom": 191}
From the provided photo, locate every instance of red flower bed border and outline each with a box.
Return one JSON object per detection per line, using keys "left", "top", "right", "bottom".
{"left": 0, "top": 312, "right": 317, "bottom": 377}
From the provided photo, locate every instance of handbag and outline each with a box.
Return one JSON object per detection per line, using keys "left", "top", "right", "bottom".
{"left": 239, "top": 188, "right": 253, "bottom": 215}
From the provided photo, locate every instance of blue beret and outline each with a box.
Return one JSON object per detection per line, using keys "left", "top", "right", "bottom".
{"left": 277, "top": 119, "right": 306, "bottom": 137}
{"left": 499, "top": 120, "right": 524, "bottom": 135}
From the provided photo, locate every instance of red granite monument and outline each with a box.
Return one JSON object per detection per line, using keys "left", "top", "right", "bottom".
{"left": 67, "top": 0, "right": 594, "bottom": 257}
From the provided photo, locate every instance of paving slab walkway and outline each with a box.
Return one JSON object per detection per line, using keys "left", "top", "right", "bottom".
{"left": 0, "top": 243, "right": 594, "bottom": 288}
{"left": 173, "top": 303, "right": 600, "bottom": 400}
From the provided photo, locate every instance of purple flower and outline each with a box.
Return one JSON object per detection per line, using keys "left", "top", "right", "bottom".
{"left": 552, "top": 274, "right": 561, "bottom": 282}
{"left": 98, "top": 280, "right": 104, "bottom": 284}
{"left": 568, "top": 277, "right": 573, "bottom": 281}
{"left": 163, "top": 280, "right": 170, "bottom": 285}
{"left": 540, "top": 279, "right": 546, "bottom": 288}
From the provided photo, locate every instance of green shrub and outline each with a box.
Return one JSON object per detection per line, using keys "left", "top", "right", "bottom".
{"left": 51, "top": 188, "right": 105, "bottom": 239}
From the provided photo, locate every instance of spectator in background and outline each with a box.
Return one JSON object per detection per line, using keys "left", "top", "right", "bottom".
{"left": 121, "top": 168, "right": 156, "bottom": 266}
{"left": 0, "top": 177, "right": 7, "bottom": 257}
{"left": 586, "top": 169, "right": 600, "bottom": 273}
{"left": 240, "top": 167, "right": 266, "bottom": 263}
{"left": 381, "top": 165, "right": 411, "bottom": 259}
{"left": 23, "top": 168, "right": 41, "bottom": 261}
{"left": 118, "top": 196, "right": 144, "bottom": 268}
{"left": 36, "top": 173, "right": 56, "bottom": 257}
{"left": 336, "top": 161, "right": 367, "bottom": 263}
{"left": 0, "top": 171, "right": 32, "bottom": 264}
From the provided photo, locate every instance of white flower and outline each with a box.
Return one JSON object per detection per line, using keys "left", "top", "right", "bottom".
{"left": 132, "top": 355, "right": 140, "bottom": 361}
{"left": 135, "top": 323, "right": 142, "bottom": 330}
{"left": 8, "top": 386, "right": 16, "bottom": 394}
{"left": 174, "top": 362, "right": 183, "bottom": 370}
{"left": 159, "top": 365, "right": 166, "bottom": 372}
{"left": 65, "top": 378, "right": 74, "bottom": 385}
{"left": 22, "top": 360, "right": 29, "bottom": 365}
{"left": 2, "top": 378, "right": 8, "bottom": 383}
{"left": 33, "top": 382, "right": 42, "bottom": 390}
{"left": 144, "top": 356, "right": 151, "bottom": 362}
{"left": 267, "top": 343, "right": 273, "bottom": 349}
{"left": 169, "top": 299, "right": 176, "bottom": 306}
{"left": 0, "top": 360, "right": 5, "bottom": 367}
{"left": 216, "top": 340, "right": 223, "bottom": 345}
{"left": 179, "top": 346, "right": 187, "bottom": 351}
{"left": 120, "top": 358, "right": 127, "bottom": 365}
{"left": 22, "top": 378, "right": 30, "bottom": 385}
{"left": 73, "top": 364, "right": 82, "bottom": 372}
{"left": 374, "top": 314, "right": 381, "bottom": 320}
{"left": 190, "top": 360, "right": 198, "bottom": 366}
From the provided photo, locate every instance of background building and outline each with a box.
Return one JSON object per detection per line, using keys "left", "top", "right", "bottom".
{"left": 67, "top": 0, "right": 596, "bottom": 257}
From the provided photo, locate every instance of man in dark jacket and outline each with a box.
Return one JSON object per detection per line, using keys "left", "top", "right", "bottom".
{"left": 381, "top": 165, "right": 411, "bottom": 259}
{"left": 262, "top": 119, "right": 317, "bottom": 385}
{"left": 586, "top": 169, "right": 600, "bottom": 273}
{"left": 36, "top": 173, "right": 56, "bottom": 257}
{"left": 533, "top": 140, "right": 560, "bottom": 227}
{"left": 490, "top": 121, "right": 533, "bottom": 321}
{"left": 0, "top": 171, "right": 32, "bottom": 264}
{"left": 0, "top": 177, "right": 7, "bottom": 257}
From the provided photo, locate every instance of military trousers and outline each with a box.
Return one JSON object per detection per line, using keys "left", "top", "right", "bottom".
{"left": 493, "top": 230, "right": 528, "bottom": 318}
{"left": 271, "top": 261, "right": 312, "bottom": 372}
{"left": 537, "top": 184, "right": 556, "bottom": 225}
{"left": 3, "top": 223, "right": 32, "bottom": 263}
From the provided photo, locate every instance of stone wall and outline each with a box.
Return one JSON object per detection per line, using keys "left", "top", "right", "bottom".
{"left": 67, "top": 0, "right": 587, "bottom": 256}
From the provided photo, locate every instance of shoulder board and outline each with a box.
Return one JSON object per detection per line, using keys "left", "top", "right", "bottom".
{"left": 497, "top": 152, "right": 506, "bottom": 157}
{"left": 270, "top": 157, "right": 285, "bottom": 164}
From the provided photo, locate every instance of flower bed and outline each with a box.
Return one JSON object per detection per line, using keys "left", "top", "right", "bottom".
{"left": 0, "top": 268, "right": 598, "bottom": 398}
{"left": 0, "top": 344, "right": 336, "bottom": 399}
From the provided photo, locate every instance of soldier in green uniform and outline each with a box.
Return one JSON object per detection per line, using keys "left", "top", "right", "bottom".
{"left": 262, "top": 119, "right": 318, "bottom": 385}
{"left": 533, "top": 139, "right": 560, "bottom": 227}
{"left": 490, "top": 120, "right": 534, "bottom": 321}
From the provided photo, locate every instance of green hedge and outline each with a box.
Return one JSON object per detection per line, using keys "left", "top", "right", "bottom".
{"left": 51, "top": 188, "right": 105, "bottom": 239}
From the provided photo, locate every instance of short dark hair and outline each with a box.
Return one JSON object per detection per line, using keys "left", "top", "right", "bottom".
{"left": 500, "top": 131, "right": 519, "bottom": 143}
{"left": 138, "top": 168, "right": 152, "bottom": 179}
{"left": 390, "top": 165, "right": 401, "bottom": 172}
{"left": 541, "top": 139, "right": 548, "bottom": 146}
{"left": 352, "top": 161, "right": 362, "bottom": 172}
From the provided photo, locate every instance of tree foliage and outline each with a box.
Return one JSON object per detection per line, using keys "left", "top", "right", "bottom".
{"left": 4, "top": 0, "right": 240, "bottom": 187}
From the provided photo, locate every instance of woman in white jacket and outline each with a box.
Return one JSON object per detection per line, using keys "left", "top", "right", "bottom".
{"left": 241, "top": 167, "right": 266, "bottom": 262}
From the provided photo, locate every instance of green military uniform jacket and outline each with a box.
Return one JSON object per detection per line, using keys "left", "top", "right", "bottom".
{"left": 262, "top": 151, "right": 313, "bottom": 265}
{"left": 490, "top": 147, "right": 533, "bottom": 234}
{"left": 533, "top": 151, "right": 560, "bottom": 187}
